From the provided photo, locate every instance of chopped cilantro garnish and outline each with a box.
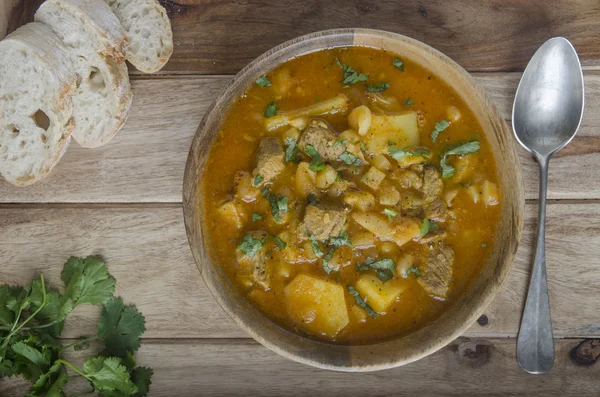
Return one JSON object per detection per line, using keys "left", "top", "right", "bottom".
{"left": 440, "top": 141, "right": 480, "bottom": 179}
{"left": 392, "top": 57, "right": 405, "bottom": 72}
{"left": 404, "top": 265, "right": 420, "bottom": 278}
{"left": 237, "top": 234, "right": 264, "bottom": 257}
{"left": 359, "top": 141, "right": 367, "bottom": 154}
{"left": 252, "top": 175, "right": 264, "bottom": 187}
{"left": 263, "top": 189, "right": 288, "bottom": 222}
{"left": 309, "top": 235, "right": 323, "bottom": 257}
{"left": 322, "top": 249, "right": 336, "bottom": 274}
{"left": 274, "top": 236, "right": 287, "bottom": 250}
{"left": 348, "top": 286, "right": 379, "bottom": 318}
{"left": 307, "top": 193, "right": 318, "bottom": 206}
{"left": 383, "top": 208, "right": 398, "bottom": 222}
{"left": 388, "top": 146, "right": 430, "bottom": 161}
{"left": 333, "top": 139, "right": 348, "bottom": 148}
{"left": 420, "top": 219, "right": 437, "bottom": 236}
{"left": 251, "top": 213, "right": 263, "bottom": 221}
{"left": 366, "top": 82, "right": 391, "bottom": 93}
{"left": 355, "top": 257, "right": 396, "bottom": 282}
{"left": 338, "top": 151, "right": 362, "bottom": 166}
{"left": 481, "top": 243, "right": 487, "bottom": 248}
{"left": 305, "top": 144, "right": 326, "bottom": 172}
{"left": 264, "top": 102, "right": 277, "bottom": 118}
{"left": 336, "top": 58, "right": 368, "bottom": 86}
{"left": 328, "top": 231, "right": 352, "bottom": 248}
{"left": 431, "top": 119, "right": 450, "bottom": 143}
{"left": 284, "top": 138, "right": 299, "bottom": 162}
{"left": 255, "top": 75, "right": 271, "bottom": 87}
{"left": 403, "top": 97, "right": 415, "bottom": 106}
{"left": 335, "top": 172, "right": 344, "bottom": 182}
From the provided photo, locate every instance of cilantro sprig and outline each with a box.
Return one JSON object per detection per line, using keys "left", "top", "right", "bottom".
{"left": 305, "top": 145, "right": 326, "bottom": 172}
{"left": 0, "top": 257, "right": 152, "bottom": 397}
{"left": 431, "top": 119, "right": 450, "bottom": 143}
{"left": 336, "top": 58, "right": 368, "bottom": 86}
{"left": 440, "top": 141, "right": 480, "bottom": 178}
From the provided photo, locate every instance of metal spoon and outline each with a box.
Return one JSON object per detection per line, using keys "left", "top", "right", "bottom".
{"left": 513, "top": 37, "right": 585, "bottom": 374}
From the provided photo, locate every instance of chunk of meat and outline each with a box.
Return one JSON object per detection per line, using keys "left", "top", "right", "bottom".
{"left": 423, "top": 167, "right": 448, "bottom": 222}
{"left": 418, "top": 225, "right": 448, "bottom": 244}
{"left": 253, "top": 138, "right": 285, "bottom": 185}
{"left": 418, "top": 243, "right": 455, "bottom": 298}
{"left": 300, "top": 202, "right": 347, "bottom": 240}
{"left": 298, "top": 119, "right": 345, "bottom": 162}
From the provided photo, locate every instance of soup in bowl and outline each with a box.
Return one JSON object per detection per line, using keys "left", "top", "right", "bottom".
{"left": 183, "top": 29, "right": 523, "bottom": 370}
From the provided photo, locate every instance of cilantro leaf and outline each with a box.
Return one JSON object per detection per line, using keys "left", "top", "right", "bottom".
{"left": 440, "top": 141, "right": 480, "bottom": 178}
{"left": 328, "top": 231, "right": 352, "bottom": 248}
{"left": 392, "top": 57, "right": 405, "bottom": 72}
{"left": 356, "top": 257, "right": 374, "bottom": 272}
{"left": 403, "top": 265, "right": 420, "bottom": 278}
{"left": 383, "top": 208, "right": 398, "bottom": 222}
{"left": 431, "top": 119, "right": 450, "bottom": 143}
{"left": 237, "top": 234, "right": 264, "bottom": 257}
{"left": 61, "top": 257, "right": 116, "bottom": 312}
{"left": 29, "top": 280, "right": 65, "bottom": 335}
{"left": 336, "top": 58, "right": 368, "bottom": 85}
{"left": 420, "top": 218, "right": 432, "bottom": 237}
{"left": 252, "top": 175, "right": 264, "bottom": 187}
{"left": 31, "top": 361, "right": 66, "bottom": 396}
{"left": 322, "top": 249, "right": 336, "bottom": 274}
{"left": 305, "top": 145, "right": 326, "bottom": 172}
{"left": 369, "top": 258, "right": 396, "bottom": 282}
{"left": 83, "top": 356, "right": 138, "bottom": 395}
{"left": 251, "top": 213, "right": 263, "bottom": 222}
{"left": 97, "top": 298, "right": 146, "bottom": 358}
{"left": 333, "top": 139, "right": 348, "bottom": 148}
{"left": 388, "top": 146, "right": 430, "bottom": 161}
{"left": 403, "top": 97, "right": 415, "bottom": 106}
{"left": 255, "top": 75, "right": 271, "bottom": 87}
{"left": 309, "top": 235, "right": 323, "bottom": 258}
{"left": 347, "top": 286, "right": 378, "bottom": 318}
{"left": 338, "top": 151, "right": 362, "bottom": 167}
{"left": 366, "top": 82, "right": 391, "bottom": 93}
{"left": 264, "top": 102, "right": 277, "bottom": 118}
{"left": 274, "top": 237, "right": 287, "bottom": 251}
{"left": 264, "top": 191, "right": 288, "bottom": 222}
{"left": 284, "top": 138, "right": 299, "bottom": 163}
{"left": 0, "top": 286, "right": 21, "bottom": 325}
{"left": 132, "top": 366, "right": 153, "bottom": 397}
{"left": 307, "top": 194, "right": 318, "bottom": 206}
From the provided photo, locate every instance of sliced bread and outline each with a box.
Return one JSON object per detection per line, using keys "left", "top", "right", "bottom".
{"left": 35, "top": 0, "right": 133, "bottom": 148}
{"left": 0, "top": 22, "right": 76, "bottom": 186}
{"left": 107, "top": 0, "right": 174, "bottom": 73}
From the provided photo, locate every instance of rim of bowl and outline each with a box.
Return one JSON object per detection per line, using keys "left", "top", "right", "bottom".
{"left": 183, "top": 28, "right": 524, "bottom": 372}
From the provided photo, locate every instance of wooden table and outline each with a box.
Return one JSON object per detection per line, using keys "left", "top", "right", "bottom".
{"left": 2, "top": 1, "right": 600, "bottom": 395}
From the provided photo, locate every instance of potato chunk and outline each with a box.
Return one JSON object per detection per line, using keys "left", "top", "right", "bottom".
{"left": 352, "top": 213, "right": 421, "bottom": 247}
{"left": 284, "top": 274, "right": 349, "bottom": 337}
{"left": 361, "top": 166, "right": 387, "bottom": 190}
{"left": 348, "top": 105, "right": 372, "bottom": 136}
{"left": 295, "top": 162, "right": 316, "bottom": 198}
{"left": 481, "top": 180, "right": 499, "bottom": 207}
{"left": 355, "top": 275, "right": 404, "bottom": 313}
{"left": 365, "top": 112, "right": 419, "bottom": 154}
{"left": 343, "top": 190, "right": 376, "bottom": 212}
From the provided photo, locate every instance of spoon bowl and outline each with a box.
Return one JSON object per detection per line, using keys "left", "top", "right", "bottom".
{"left": 513, "top": 37, "right": 584, "bottom": 375}
{"left": 513, "top": 37, "right": 585, "bottom": 157}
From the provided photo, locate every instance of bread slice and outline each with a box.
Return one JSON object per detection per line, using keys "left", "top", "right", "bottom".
{"left": 107, "top": 0, "right": 174, "bottom": 73}
{"left": 0, "top": 23, "right": 76, "bottom": 186}
{"left": 35, "top": 0, "right": 133, "bottom": 148}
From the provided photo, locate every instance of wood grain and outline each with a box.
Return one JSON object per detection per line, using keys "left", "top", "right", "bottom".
{"left": 1, "top": 73, "right": 599, "bottom": 202}
{"left": 0, "top": 202, "right": 598, "bottom": 339}
{"left": 5, "top": 0, "right": 600, "bottom": 74}
{"left": 2, "top": 338, "right": 600, "bottom": 396}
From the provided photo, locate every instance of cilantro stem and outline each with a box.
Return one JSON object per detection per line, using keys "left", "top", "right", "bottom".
{"left": 1, "top": 274, "right": 47, "bottom": 357}
{"left": 55, "top": 359, "right": 88, "bottom": 379}
{"left": 59, "top": 336, "right": 99, "bottom": 354}
{"left": 0, "top": 320, "right": 59, "bottom": 332}
{"left": 9, "top": 274, "right": 47, "bottom": 337}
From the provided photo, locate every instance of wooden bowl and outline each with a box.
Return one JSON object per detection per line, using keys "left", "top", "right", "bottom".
{"left": 183, "top": 28, "right": 524, "bottom": 371}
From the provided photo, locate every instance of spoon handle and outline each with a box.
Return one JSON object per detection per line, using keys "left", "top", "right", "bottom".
{"left": 517, "top": 158, "right": 554, "bottom": 374}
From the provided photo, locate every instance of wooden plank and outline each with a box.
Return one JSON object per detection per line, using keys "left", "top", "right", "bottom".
{"left": 0, "top": 202, "right": 599, "bottom": 339}
{"left": 1, "top": 338, "right": 599, "bottom": 396}
{"left": 1, "top": 73, "right": 599, "bottom": 202}
{"left": 4, "top": 0, "right": 600, "bottom": 73}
